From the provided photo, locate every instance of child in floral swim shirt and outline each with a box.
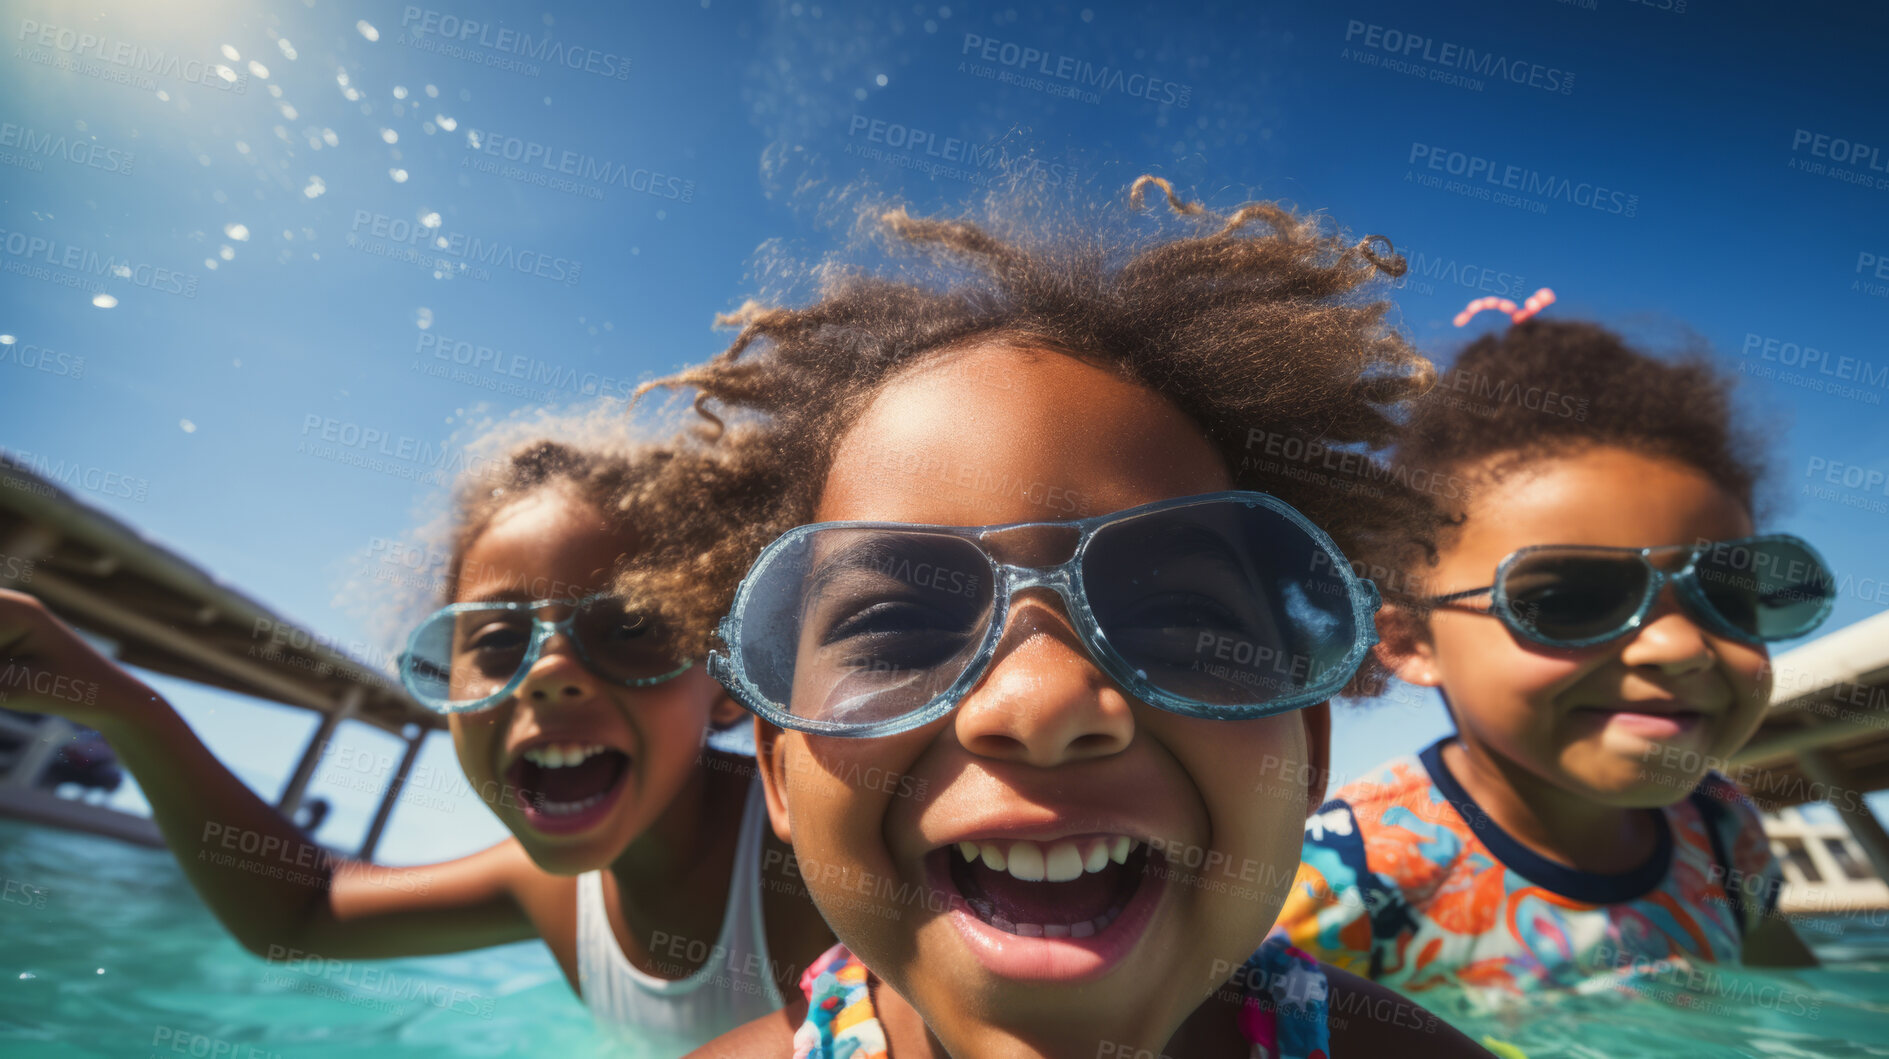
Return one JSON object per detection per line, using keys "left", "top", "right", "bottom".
{"left": 1276, "top": 316, "right": 1824, "bottom": 995}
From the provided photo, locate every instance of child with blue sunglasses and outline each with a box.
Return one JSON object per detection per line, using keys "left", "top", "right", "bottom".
{"left": 0, "top": 416, "right": 832, "bottom": 1054}
{"left": 1275, "top": 314, "right": 1829, "bottom": 1003}
{"left": 662, "top": 180, "right": 1484, "bottom": 1058}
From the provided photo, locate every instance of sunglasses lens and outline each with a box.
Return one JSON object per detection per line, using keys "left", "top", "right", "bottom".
{"left": 402, "top": 599, "right": 688, "bottom": 712}
{"left": 1501, "top": 553, "right": 1649, "bottom": 644}
{"left": 403, "top": 605, "right": 534, "bottom": 709}
{"left": 571, "top": 598, "right": 689, "bottom": 682}
{"left": 1693, "top": 538, "right": 1834, "bottom": 641}
{"left": 732, "top": 529, "right": 996, "bottom": 728}
{"left": 1082, "top": 500, "right": 1365, "bottom": 708}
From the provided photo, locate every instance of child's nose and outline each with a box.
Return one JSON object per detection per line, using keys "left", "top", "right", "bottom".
{"left": 953, "top": 595, "right": 1134, "bottom": 766}
{"left": 516, "top": 631, "right": 601, "bottom": 704}
{"left": 1617, "top": 593, "right": 1716, "bottom": 675}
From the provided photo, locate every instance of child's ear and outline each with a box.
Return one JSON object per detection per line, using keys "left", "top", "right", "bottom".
{"left": 1374, "top": 603, "right": 1442, "bottom": 687}
{"left": 1303, "top": 702, "right": 1332, "bottom": 811}
{"left": 751, "top": 716, "right": 793, "bottom": 845}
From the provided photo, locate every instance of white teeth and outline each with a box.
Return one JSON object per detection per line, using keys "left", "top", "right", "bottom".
{"left": 952, "top": 836, "right": 1140, "bottom": 884}
{"left": 522, "top": 743, "right": 609, "bottom": 769}
{"left": 969, "top": 907, "right": 1119, "bottom": 939}
{"left": 1005, "top": 842, "right": 1046, "bottom": 882}
{"left": 1044, "top": 841, "right": 1083, "bottom": 883}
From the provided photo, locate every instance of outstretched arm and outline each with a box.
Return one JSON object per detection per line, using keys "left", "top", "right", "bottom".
{"left": 1, "top": 588, "right": 539, "bottom": 960}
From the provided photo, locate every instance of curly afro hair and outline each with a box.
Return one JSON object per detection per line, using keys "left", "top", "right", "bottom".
{"left": 366, "top": 401, "right": 793, "bottom": 666}
{"left": 625, "top": 177, "right": 1443, "bottom": 695}
{"left": 1398, "top": 318, "right": 1770, "bottom": 524}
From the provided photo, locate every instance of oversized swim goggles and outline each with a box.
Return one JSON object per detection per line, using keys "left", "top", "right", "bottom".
{"left": 707, "top": 491, "right": 1382, "bottom": 737}
{"left": 1405, "top": 535, "right": 1834, "bottom": 650}
{"left": 399, "top": 594, "right": 692, "bottom": 714}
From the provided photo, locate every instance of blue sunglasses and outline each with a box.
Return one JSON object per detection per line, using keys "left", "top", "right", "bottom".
{"left": 1407, "top": 535, "right": 1834, "bottom": 650}
{"left": 399, "top": 594, "right": 692, "bottom": 714}
{"left": 708, "top": 491, "right": 1381, "bottom": 738}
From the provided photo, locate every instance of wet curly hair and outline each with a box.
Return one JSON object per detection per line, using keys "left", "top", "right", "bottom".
{"left": 1396, "top": 318, "right": 1770, "bottom": 528}
{"left": 628, "top": 176, "right": 1442, "bottom": 694}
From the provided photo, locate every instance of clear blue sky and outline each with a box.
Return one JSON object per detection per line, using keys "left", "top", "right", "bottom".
{"left": 3, "top": 0, "right": 1885, "bottom": 862}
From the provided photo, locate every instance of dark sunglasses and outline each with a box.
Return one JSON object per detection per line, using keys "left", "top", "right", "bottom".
{"left": 1401, "top": 535, "right": 1834, "bottom": 649}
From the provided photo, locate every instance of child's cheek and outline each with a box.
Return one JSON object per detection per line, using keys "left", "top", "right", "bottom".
{"left": 1707, "top": 641, "right": 1772, "bottom": 756}
{"left": 1438, "top": 617, "right": 1585, "bottom": 725}
{"left": 786, "top": 752, "right": 910, "bottom": 949}
{"left": 448, "top": 713, "right": 503, "bottom": 789}
{"left": 636, "top": 688, "right": 710, "bottom": 758}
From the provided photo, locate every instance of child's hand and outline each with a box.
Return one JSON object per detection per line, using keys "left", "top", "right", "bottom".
{"left": 0, "top": 588, "right": 159, "bottom": 731}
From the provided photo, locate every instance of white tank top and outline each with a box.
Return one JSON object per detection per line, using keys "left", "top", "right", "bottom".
{"left": 575, "top": 780, "right": 785, "bottom": 1049}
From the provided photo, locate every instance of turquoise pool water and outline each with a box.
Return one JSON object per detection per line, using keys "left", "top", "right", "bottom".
{"left": 0, "top": 820, "right": 620, "bottom": 1058}
{"left": 3, "top": 818, "right": 1886, "bottom": 1057}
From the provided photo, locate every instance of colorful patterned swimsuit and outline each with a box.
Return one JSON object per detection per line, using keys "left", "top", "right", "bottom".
{"left": 790, "top": 936, "right": 1334, "bottom": 1059}
{"left": 1274, "top": 738, "right": 1783, "bottom": 996}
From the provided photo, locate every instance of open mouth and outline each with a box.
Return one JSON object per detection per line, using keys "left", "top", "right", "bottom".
{"left": 505, "top": 742, "right": 631, "bottom": 834}
{"left": 943, "top": 835, "right": 1150, "bottom": 938}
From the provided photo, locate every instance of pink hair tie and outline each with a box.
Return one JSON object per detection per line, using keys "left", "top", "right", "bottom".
{"left": 1452, "top": 287, "right": 1556, "bottom": 327}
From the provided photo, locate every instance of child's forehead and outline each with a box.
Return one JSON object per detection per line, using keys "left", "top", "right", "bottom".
{"left": 1450, "top": 445, "right": 1754, "bottom": 557}
{"left": 455, "top": 492, "right": 631, "bottom": 602}
{"left": 817, "top": 342, "right": 1231, "bottom": 525}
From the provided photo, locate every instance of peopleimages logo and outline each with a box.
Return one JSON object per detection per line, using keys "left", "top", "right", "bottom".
{"left": 347, "top": 210, "right": 582, "bottom": 287}
{"left": 958, "top": 33, "right": 1192, "bottom": 107}
{"left": 462, "top": 129, "right": 693, "bottom": 203}
{"left": 0, "top": 123, "right": 135, "bottom": 175}
{"left": 1791, "top": 128, "right": 1889, "bottom": 172}
{"left": 0, "top": 228, "right": 200, "bottom": 296}
{"left": 1392, "top": 246, "right": 1528, "bottom": 299}
{"left": 844, "top": 115, "right": 1077, "bottom": 189}
{"left": 15, "top": 19, "right": 248, "bottom": 93}
{"left": 413, "top": 332, "right": 638, "bottom": 399}
{"left": 1407, "top": 143, "right": 1639, "bottom": 217}
{"left": 398, "top": 7, "right": 630, "bottom": 80}
{"left": 1344, "top": 20, "right": 1574, "bottom": 95}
